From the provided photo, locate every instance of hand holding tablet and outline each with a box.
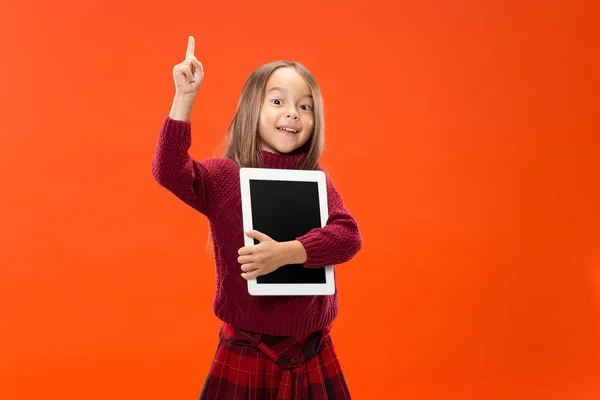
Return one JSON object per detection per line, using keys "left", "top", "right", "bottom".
{"left": 239, "top": 167, "right": 335, "bottom": 296}
{"left": 238, "top": 230, "right": 307, "bottom": 280}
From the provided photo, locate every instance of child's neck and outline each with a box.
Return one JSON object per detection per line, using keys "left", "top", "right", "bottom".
{"left": 260, "top": 149, "right": 307, "bottom": 170}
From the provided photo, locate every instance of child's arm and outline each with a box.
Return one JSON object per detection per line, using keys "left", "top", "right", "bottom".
{"left": 236, "top": 177, "right": 361, "bottom": 279}
{"left": 295, "top": 178, "right": 362, "bottom": 268}
{"left": 151, "top": 116, "right": 212, "bottom": 215}
{"left": 152, "top": 36, "right": 213, "bottom": 214}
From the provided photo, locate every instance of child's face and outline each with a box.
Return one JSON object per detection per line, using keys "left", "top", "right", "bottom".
{"left": 258, "top": 67, "right": 314, "bottom": 154}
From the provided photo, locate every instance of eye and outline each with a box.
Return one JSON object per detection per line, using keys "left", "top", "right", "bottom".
{"left": 300, "top": 104, "right": 313, "bottom": 111}
{"left": 271, "top": 99, "right": 282, "bottom": 105}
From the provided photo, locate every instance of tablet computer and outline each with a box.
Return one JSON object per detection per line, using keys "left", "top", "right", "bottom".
{"left": 240, "top": 167, "right": 335, "bottom": 296}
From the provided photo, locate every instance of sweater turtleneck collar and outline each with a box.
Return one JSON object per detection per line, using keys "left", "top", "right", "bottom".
{"left": 259, "top": 150, "right": 307, "bottom": 170}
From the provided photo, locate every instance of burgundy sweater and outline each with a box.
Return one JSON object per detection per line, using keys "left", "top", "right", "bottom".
{"left": 151, "top": 116, "right": 362, "bottom": 336}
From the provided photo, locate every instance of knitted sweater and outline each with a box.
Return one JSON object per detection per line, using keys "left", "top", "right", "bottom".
{"left": 151, "top": 116, "right": 362, "bottom": 336}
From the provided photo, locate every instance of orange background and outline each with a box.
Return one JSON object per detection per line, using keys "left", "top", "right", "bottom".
{"left": 1, "top": 0, "right": 599, "bottom": 399}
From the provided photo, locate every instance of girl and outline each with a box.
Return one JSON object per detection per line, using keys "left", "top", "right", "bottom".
{"left": 152, "top": 36, "right": 362, "bottom": 400}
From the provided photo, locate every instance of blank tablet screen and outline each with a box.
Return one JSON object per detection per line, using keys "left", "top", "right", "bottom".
{"left": 249, "top": 179, "right": 326, "bottom": 284}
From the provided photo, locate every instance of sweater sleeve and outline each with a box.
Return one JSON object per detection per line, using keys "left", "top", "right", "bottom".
{"left": 151, "top": 116, "right": 214, "bottom": 216}
{"left": 296, "top": 177, "right": 362, "bottom": 268}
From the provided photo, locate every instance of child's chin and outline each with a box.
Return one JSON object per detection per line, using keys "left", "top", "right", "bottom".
{"left": 273, "top": 146, "right": 296, "bottom": 154}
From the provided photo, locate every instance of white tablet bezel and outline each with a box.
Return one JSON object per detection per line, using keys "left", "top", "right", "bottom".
{"left": 239, "top": 167, "right": 335, "bottom": 296}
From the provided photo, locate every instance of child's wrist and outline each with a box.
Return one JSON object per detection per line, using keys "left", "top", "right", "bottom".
{"left": 279, "top": 240, "right": 308, "bottom": 266}
{"left": 169, "top": 93, "right": 196, "bottom": 121}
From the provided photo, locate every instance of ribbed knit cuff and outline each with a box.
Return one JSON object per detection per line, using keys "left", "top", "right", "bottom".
{"left": 297, "top": 231, "right": 325, "bottom": 269}
{"left": 161, "top": 116, "right": 192, "bottom": 148}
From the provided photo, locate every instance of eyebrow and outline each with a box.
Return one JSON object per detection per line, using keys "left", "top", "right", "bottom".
{"left": 267, "top": 86, "right": 313, "bottom": 98}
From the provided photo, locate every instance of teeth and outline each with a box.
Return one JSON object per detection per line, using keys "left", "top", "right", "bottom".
{"left": 279, "top": 127, "right": 298, "bottom": 133}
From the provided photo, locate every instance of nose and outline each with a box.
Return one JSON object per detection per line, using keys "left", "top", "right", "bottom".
{"left": 285, "top": 107, "right": 299, "bottom": 120}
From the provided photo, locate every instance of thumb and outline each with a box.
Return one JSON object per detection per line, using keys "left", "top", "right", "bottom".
{"left": 246, "top": 230, "right": 271, "bottom": 242}
{"left": 192, "top": 58, "right": 204, "bottom": 77}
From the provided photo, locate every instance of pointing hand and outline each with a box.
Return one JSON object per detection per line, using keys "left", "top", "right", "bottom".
{"left": 172, "top": 36, "right": 204, "bottom": 95}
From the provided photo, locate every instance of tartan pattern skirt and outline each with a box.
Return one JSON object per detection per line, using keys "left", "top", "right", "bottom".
{"left": 199, "top": 323, "right": 351, "bottom": 400}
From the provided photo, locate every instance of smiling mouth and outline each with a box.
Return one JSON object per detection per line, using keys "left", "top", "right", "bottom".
{"left": 277, "top": 126, "right": 299, "bottom": 134}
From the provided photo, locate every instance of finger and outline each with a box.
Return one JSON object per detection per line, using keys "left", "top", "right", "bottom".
{"left": 242, "top": 269, "right": 261, "bottom": 280}
{"left": 186, "top": 36, "right": 195, "bottom": 60}
{"left": 238, "top": 255, "right": 253, "bottom": 265}
{"left": 181, "top": 65, "right": 195, "bottom": 83}
{"left": 173, "top": 64, "right": 194, "bottom": 82}
{"left": 246, "top": 230, "right": 272, "bottom": 242}
{"left": 192, "top": 58, "right": 204, "bottom": 78}
{"left": 238, "top": 246, "right": 255, "bottom": 256}
{"left": 240, "top": 263, "right": 257, "bottom": 272}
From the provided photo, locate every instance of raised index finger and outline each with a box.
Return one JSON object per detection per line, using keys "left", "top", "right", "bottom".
{"left": 186, "top": 36, "right": 195, "bottom": 60}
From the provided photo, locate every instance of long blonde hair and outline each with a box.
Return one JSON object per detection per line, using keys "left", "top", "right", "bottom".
{"left": 223, "top": 61, "right": 324, "bottom": 170}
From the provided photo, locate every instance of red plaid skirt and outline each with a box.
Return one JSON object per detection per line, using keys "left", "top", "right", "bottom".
{"left": 199, "top": 324, "right": 351, "bottom": 400}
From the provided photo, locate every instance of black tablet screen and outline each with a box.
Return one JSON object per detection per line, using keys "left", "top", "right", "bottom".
{"left": 249, "top": 179, "right": 326, "bottom": 284}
